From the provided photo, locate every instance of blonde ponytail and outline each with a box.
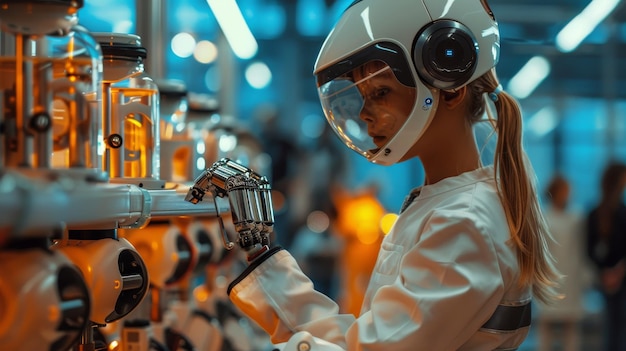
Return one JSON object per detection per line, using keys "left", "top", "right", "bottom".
{"left": 467, "top": 70, "right": 561, "bottom": 304}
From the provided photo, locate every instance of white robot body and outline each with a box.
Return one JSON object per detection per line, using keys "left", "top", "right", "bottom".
{"left": 122, "top": 222, "right": 193, "bottom": 288}
{"left": 0, "top": 247, "right": 90, "bottom": 351}
{"left": 186, "top": 219, "right": 220, "bottom": 268}
{"left": 53, "top": 237, "right": 149, "bottom": 324}
{"left": 181, "top": 309, "right": 223, "bottom": 351}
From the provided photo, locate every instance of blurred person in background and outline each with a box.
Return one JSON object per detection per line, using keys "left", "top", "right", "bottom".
{"left": 537, "top": 174, "right": 590, "bottom": 351}
{"left": 254, "top": 104, "right": 306, "bottom": 248}
{"left": 586, "top": 161, "right": 626, "bottom": 351}
{"left": 223, "top": 1, "right": 562, "bottom": 350}
{"left": 287, "top": 123, "right": 349, "bottom": 299}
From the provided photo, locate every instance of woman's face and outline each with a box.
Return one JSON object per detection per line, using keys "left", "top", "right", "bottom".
{"left": 353, "top": 61, "right": 417, "bottom": 150}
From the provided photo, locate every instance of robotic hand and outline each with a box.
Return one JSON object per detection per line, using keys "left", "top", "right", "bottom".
{"left": 184, "top": 158, "right": 274, "bottom": 261}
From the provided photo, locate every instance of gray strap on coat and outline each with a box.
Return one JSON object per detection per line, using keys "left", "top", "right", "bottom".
{"left": 480, "top": 302, "right": 531, "bottom": 333}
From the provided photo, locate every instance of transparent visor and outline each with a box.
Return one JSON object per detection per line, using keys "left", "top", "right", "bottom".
{"left": 318, "top": 61, "right": 417, "bottom": 158}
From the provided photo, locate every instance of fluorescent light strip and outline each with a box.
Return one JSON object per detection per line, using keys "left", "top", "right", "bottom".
{"left": 527, "top": 106, "right": 558, "bottom": 137}
{"left": 507, "top": 56, "right": 551, "bottom": 99}
{"left": 207, "top": 0, "right": 258, "bottom": 59}
{"left": 556, "top": 0, "right": 622, "bottom": 53}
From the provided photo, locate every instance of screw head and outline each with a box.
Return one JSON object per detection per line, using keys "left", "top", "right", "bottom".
{"left": 108, "top": 134, "right": 123, "bottom": 148}
{"left": 30, "top": 112, "right": 51, "bottom": 132}
{"left": 297, "top": 341, "right": 311, "bottom": 351}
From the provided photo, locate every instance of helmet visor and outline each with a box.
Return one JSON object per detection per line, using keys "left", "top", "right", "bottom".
{"left": 318, "top": 60, "right": 417, "bottom": 158}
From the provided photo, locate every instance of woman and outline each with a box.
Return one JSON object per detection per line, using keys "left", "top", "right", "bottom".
{"left": 226, "top": 0, "right": 560, "bottom": 350}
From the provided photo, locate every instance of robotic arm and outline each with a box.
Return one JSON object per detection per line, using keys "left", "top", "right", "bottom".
{"left": 186, "top": 161, "right": 347, "bottom": 351}
{"left": 184, "top": 158, "right": 274, "bottom": 259}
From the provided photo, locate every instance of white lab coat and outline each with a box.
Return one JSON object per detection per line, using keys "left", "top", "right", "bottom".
{"left": 228, "top": 166, "right": 531, "bottom": 351}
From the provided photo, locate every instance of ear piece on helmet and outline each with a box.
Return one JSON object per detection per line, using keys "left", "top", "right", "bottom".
{"left": 413, "top": 20, "right": 479, "bottom": 90}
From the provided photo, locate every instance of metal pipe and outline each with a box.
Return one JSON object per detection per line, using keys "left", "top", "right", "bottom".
{"left": 0, "top": 171, "right": 227, "bottom": 238}
{"left": 135, "top": 0, "right": 166, "bottom": 79}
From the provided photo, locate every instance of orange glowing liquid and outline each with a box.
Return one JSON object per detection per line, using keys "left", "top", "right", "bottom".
{"left": 105, "top": 86, "right": 159, "bottom": 179}
{"left": 0, "top": 56, "right": 102, "bottom": 169}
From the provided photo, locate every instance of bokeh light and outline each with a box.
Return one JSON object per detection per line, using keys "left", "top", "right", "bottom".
{"left": 300, "top": 114, "right": 326, "bottom": 139}
{"left": 193, "top": 40, "right": 218, "bottom": 64}
{"left": 306, "top": 210, "right": 330, "bottom": 233}
{"left": 204, "top": 66, "right": 221, "bottom": 93}
{"left": 380, "top": 213, "right": 398, "bottom": 235}
{"left": 171, "top": 32, "right": 196, "bottom": 58}
{"left": 245, "top": 62, "right": 272, "bottom": 89}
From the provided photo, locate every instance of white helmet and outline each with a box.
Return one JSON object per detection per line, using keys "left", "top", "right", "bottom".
{"left": 314, "top": 0, "right": 500, "bottom": 165}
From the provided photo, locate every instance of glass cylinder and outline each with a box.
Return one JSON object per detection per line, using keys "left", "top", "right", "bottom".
{"left": 186, "top": 94, "right": 268, "bottom": 176}
{"left": 186, "top": 94, "right": 221, "bottom": 168}
{"left": 156, "top": 79, "right": 205, "bottom": 183}
{"left": 0, "top": 0, "right": 104, "bottom": 174}
{"left": 94, "top": 32, "right": 162, "bottom": 189}
{"left": 157, "top": 78, "right": 188, "bottom": 139}
{"left": 48, "top": 26, "right": 104, "bottom": 172}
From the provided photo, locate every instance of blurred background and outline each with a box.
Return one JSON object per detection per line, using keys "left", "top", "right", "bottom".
{"left": 78, "top": 0, "right": 626, "bottom": 213}
{"left": 2, "top": 0, "right": 625, "bottom": 350}
{"left": 79, "top": 0, "right": 626, "bottom": 350}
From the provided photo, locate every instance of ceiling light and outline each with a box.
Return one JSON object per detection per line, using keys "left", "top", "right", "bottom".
{"left": 507, "top": 56, "right": 551, "bottom": 99}
{"left": 206, "top": 0, "right": 258, "bottom": 59}
{"left": 556, "top": 0, "right": 622, "bottom": 52}
{"left": 526, "top": 106, "right": 558, "bottom": 138}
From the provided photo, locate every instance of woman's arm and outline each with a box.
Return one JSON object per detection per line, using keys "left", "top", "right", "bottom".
{"left": 228, "top": 215, "right": 513, "bottom": 350}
